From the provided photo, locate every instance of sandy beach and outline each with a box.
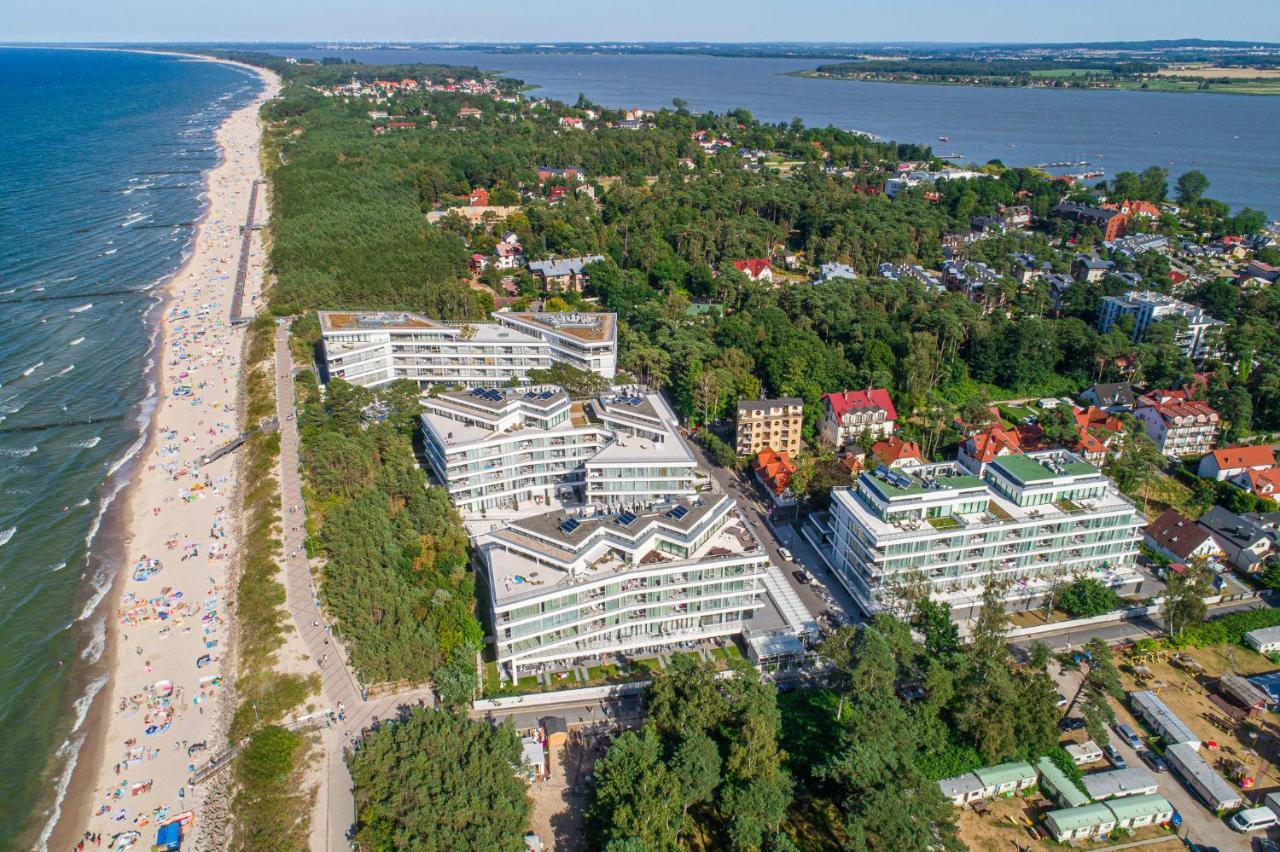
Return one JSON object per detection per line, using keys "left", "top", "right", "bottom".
{"left": 51, "top": 56, "right": 279, "bottom": 851}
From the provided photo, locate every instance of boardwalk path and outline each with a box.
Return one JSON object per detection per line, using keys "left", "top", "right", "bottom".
{"left": 228, "top": 179, "right": 261, "bottom": 325}
{"left": 272, "top": 319, "right": 435, "bottom": 849}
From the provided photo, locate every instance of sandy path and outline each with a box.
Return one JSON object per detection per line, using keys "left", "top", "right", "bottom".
{"left": 56, "top": 57, "right": 279, "bottom": 851}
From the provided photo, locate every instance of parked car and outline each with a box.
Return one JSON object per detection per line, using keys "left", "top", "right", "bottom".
{"left": 778, "top": 547, "right": 793, "bottom": 561}
{"left": 1059, "top": 717, "right": 1086, "bottom": 732}
{"left": 1229, "top": 807, "right": 1278, "bottom": 833}
{"left": 1137, "top": 749, "right": 1167, "bottom": 772}
{"left": 1114, "top": 722, "right": 1143, "bottom": 749}
{"left": 792, "top": 570, "right": 810, "bottom": 585}
{"left": 1103, "top": 744, "right": 1127, "bottom": 769}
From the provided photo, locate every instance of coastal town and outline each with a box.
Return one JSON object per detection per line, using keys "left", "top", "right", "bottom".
{"left": 41, "top": 43, "right": 1280, "bottom": 852}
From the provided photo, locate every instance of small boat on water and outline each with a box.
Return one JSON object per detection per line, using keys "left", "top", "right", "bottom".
{"left": 938, "top": 135, "right": 949, "bottom": 142}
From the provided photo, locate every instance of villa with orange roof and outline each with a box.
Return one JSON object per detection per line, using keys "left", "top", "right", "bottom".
{"left": 871, "top": 436, "right": 924, "bottom": 469}
{"left": 958, "top": 424, "right": 1023, "bottom": 474}
{"left": 1233, "top": 467, "right": 1280, "bottom": 498}
{"left": 1197, "top": 445, "right": 1276, "bottom": 481}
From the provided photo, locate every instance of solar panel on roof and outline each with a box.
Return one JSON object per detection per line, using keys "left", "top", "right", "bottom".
{"left": 540, "top": 391, "right": 555, "bottom": 400}
{"left": 617, "top": 511, "right": 638, "bottom": 527}
{"left": 667, "top": 505, "right": 689, "bottom": 520}
{"left": 469, "top": 388, "right": 486, "bottom": 397}
{"left": 558, "top": 518, "right": 580, "bottom": 535}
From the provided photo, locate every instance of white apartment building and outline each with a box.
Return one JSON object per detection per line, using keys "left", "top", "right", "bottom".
{"left": 478, "top": 494, "right": 771, "bottom": 681}
{"left": 1134, "top": 397, "right": 1221, "bottom": 458}
{"left": 318, "top": 310, "right": 619, "bottom": 389}
{"left": 493, "top": 311, "right": 618, "bottom": 380}
{"left": 1096, "top": 291, "right": 1224, "bottom": 361}
{"left": 826, "top": 450, "right": 1142, "bottom": 614}
{"left": 420, "top": 386, "right": 697, "bottom": 515}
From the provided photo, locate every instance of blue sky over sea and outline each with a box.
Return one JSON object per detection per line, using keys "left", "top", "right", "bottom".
{"left": 4, "top": 0, "right": 1280, "bottom": 44}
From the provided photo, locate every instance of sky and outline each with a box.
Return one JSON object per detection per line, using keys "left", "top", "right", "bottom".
{"left": 3, "top": 0, "right": 1279, "bottom": 44}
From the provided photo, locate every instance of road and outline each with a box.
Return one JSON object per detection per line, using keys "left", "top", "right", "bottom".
{"left": 685, "top": 437, "right": 865, "bottom": 626}
{"left": 1012, "top": 595, "right": 1275, "bottom": 654}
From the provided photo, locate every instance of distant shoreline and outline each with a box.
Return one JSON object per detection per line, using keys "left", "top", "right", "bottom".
{"left": 789, "top": 69, "right": 1280, "bottom": 96}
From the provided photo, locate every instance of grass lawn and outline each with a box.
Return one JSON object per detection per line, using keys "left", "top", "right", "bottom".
{"left": 630, "top": 657, "right": 661, "bottom": 675}
{"left": 997, "top": 404, "right": 1040, "bottom": 424}
{"left": 723, "top": 644, "right": 744, "bottom": 660}
{"left": 1027, "top": 68, "right": 1109, "bottom": 78}
{"left": 1139, "top": 471, "right": 1198, "bottom": 520}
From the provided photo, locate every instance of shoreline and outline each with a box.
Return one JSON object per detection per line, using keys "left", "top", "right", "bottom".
{"left": 45, "top": 51, "right": 280, "bottom": 851}
{"left": 787, "top": 69, "right": 1280, "bottom": 96}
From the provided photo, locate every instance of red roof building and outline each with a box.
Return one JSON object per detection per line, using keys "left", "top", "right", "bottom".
{"left": 752, "top": 448, "right": 796, "bottom": 497}
{"left": 469, "top": 188, "right": 489, "bottom": 207}
{"left": 1136, "top": 397, "right": 1221, "bottom": 458}
{"left": 1198, "top": 445, "right": 1277, "bottom": 481}
{"left": 1143, "top": 508, "right": 1221, "bottom": 563}
{"left": 871, "top": 436, "right": 923, "bottom": 468}
{"left": 820, "top": 388, "right": 897, "bottom": 450}
{"left": 958, "top": 424, "right": 1024, "bottom": 474}
{"left": 731, "top": 258, "right": 773, "bottom": 283}
{"left": 1235, "top": 467, "right": 1280, "bottom": 498}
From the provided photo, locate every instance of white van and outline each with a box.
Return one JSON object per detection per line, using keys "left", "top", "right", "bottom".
{"left": 1228, "top": 806, "right": 1278, "bottom": 833}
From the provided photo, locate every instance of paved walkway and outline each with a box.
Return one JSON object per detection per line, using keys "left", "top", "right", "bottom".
{"left": 272, "top": 319, "right": 438, "bottom": 849}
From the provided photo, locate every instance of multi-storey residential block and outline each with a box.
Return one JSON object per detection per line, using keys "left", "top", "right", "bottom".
{"left": 1097, "top": 291, "right": 1224, "bottom": 361}
{"left": 581, "top": 393, "right": 698, "bottom": 511}
{"left": 735, "top": 397, "right": 803, "bottom": 456}
{"left": 479, "top": 495, "right": 771, "bottom": 680}
{"left": 421, "top": 386, "right": 696, "bottom": 515}
{"left": 492, "top": 311, "right": 617, "bottom": 380}
{"left": 1134, "top": 396, "right": 1220, "bottom": 457}
{"left": 826, "top": 450, "right": 1142, "bottom": 614}
{"left": 318, "top": 310, "right": 617, "bottom": 389}
{"left": 819, "top": 388, "right": 897, "bottom": 450}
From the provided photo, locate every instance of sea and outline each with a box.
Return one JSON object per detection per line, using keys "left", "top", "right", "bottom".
{"left": 0, "top": 48, "right": 260, "bottom": 848}
{"left": 276, "top": 47, "right": 1280, "bottom": 214}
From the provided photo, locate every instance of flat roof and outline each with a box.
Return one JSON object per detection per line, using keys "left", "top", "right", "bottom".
{"left": 973, "top": 761, "right": 1036, "bottom": 787}
{"left": 991, "top": 452, "right": 1097, "bottom": 484}
{"left": 1046, "top": 802, "right": 1116, "bottom": 831}
{"left": 1103, "top": 793, "right": 1172, "bottom": 821}
{"left": 1130, "top": 690, "right": 1199, "bottom": 746}
{"left": 497, "top": 311, "right": 616, "bottom": 343}
{"left": 319, "top": 310, "right": 443, "bottom": 332}
{"left": 738, "top": 397, "right": 803, "bottom": 412}
{"left": 1037, "top": 756, "right": 1091, "bottom": 808}
{"left": 1082, "top": 767, "right": 1159, "bottom": 800}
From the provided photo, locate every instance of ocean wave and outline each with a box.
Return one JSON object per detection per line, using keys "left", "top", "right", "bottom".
{"left": 72, "top": 436, "right": 101, "bottom": 449}
{"left": 36, "top": 731, "right": 87, "bottom": 852}
{"left": 56, "top": 365, "right": 75, "bottom": 376}
{"left": 102, "top": 248, "right": 118, "bottom": 256}
{"left": 47, "top": 561, "right": 68, "bottom": 572}
{"left": 0, "top": 446, "right": 37, "bottom": 458}
{"left": 22, "top": 361, "right": 44, "bottom": 377}
{"left": 0, "top": 527, "right": 14, "bottom": 547}
{"left": 120, "top": 212, "right": 149, "bottom": 227}
{"left": 80, "top": 620, "right": 105, "bottom": 665}
{"left": 69, "top": 337, "right": 85, "bottom": 346}
{"left": 68, "top": 303, "right": 92, "bottom": 314}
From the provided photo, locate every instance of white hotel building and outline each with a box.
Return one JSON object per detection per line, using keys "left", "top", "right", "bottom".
{"left": 825, "top": 450, "right": 1142, "bottom": 614}
{"left": 420, "top": 386, "right": 697, "bottom": 515}
{"left": 318, "top": 310, "right": 617, "bottom": 389}
{"left": 493, "top": 311, "right": 617, "bottom": 380}
{"left": 478, "top": 494, "right": 772, "bottom": 681}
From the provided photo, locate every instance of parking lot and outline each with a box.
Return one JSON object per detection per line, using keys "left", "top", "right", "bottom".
{"left": 1049, "top": 658, "right": 1271, "bottom": 850}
